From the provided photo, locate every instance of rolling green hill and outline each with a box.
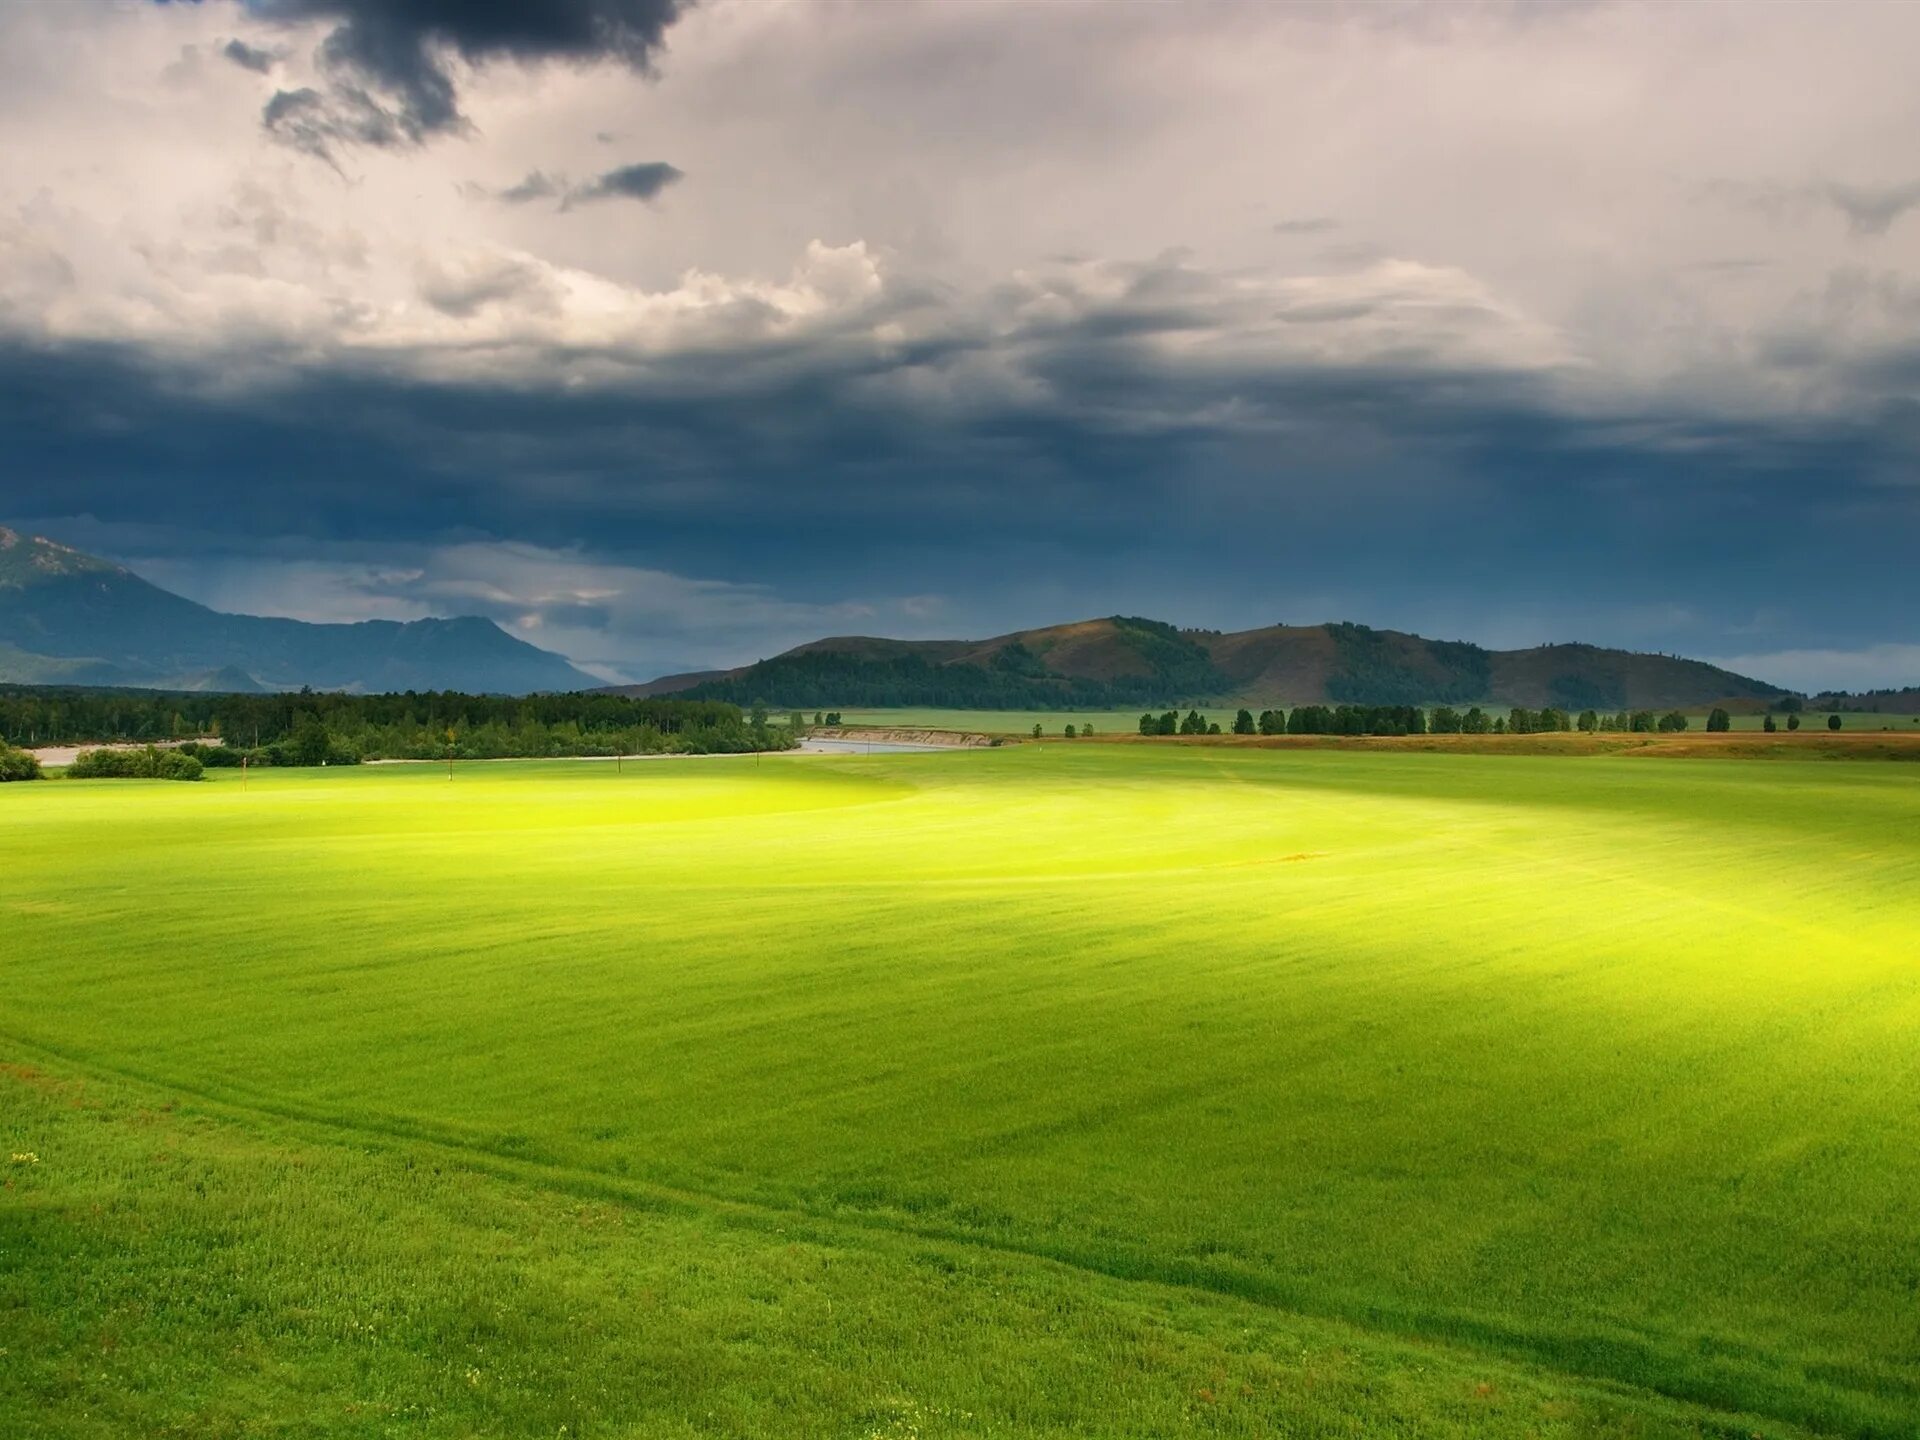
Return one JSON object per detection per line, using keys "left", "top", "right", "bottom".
{"left": 0, "top": 528, "right": 593, "bottom": 694}
{"left": 655, "top": 616, "right": 1789, "bottom": 711}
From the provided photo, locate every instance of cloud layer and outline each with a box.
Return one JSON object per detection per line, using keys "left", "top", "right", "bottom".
{"left": 1, "top": 0, "right": 1916, "bottom": 688}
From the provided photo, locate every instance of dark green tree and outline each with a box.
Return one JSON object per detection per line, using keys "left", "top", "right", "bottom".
{"left": 1232, "top": 708, "right": 1256, "bottom": 735}
{"left": 1828, "top": 713, "right": 1842, "bottom": 730}
{"left": 1706, "top": 708, "right": 1731, "bottom": 732}
{"left": 290, "top": 713, "right": 331, "bottom": 766}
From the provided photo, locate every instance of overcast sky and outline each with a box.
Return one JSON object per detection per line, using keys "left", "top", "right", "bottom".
{"left": 3, "top": 0, "right": 1917, "bottom": 688}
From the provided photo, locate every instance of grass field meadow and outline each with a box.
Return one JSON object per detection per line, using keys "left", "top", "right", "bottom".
{"left": 4, "top": 747, "right": 1920, "bottom": 1438}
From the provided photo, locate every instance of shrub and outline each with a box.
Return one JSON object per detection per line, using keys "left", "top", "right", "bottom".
{"left": 67, "top": 746, "right": 204, "bottom": 781}
{"left": 0, "top": 745, "right": 42, "bottom": 781}
{"left": 1706, "top": 708, "right": 1732, "bottom": 732}
{"left": 1828, "top": 713, "right": 1842, "bottom": 731}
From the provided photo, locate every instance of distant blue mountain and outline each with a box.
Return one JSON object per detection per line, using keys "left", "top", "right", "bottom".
{"left": 0, "top": 528, "right": 594, "bottom": 694}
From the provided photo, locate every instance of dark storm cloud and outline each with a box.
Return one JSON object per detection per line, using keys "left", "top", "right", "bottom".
{"left": 7, "top": 283, "right": 1918, "bottom": 676}
{"left": 239, "top": 0, "right": 687, "bottom": 158}
{"left": 563, "top": 160, "right": 684, "bottom": 206}
{"left": 221, "top": 37, "right": 276, "bottom": 72}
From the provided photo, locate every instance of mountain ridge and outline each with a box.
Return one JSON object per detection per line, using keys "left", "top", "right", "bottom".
{"left": 613, "top": 615, "right": 1792, "bottom": 711}
{"left": 0, "top": 528, "right": 595, "bottom": 694}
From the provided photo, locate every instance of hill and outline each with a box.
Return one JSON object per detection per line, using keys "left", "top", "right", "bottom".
{"left": 0, "top": 528, "right": 594, "bottom": 694}
{"left": 667, "top": 616, "right": 1789, "bottom": 711}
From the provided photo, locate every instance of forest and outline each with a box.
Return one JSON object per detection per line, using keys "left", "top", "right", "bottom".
{"left": 0, "top": 686, "right": 785, "bottom": 762}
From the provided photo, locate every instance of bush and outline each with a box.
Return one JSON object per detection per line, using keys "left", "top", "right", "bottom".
{"left": 0, "top": 745, "right": 42, "bottom": 781}
{"left": 1706, "top": 708, "right": 1731, "bottom": 732}
{"left": 178, "top": 742, "right": 249, "bottom": 768}
{"left": 1828, "top": 713, "right": 1842, "bottom": 731}
{"left": 67, "top": 745, "right": 204, "bottom": 781}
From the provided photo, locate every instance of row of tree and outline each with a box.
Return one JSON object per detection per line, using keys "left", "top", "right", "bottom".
{"left": 1126, "top": 705, "right": 1839, "bottom": 738}
{"left": 0, "top": 687, "right": 788, "bottom": 761}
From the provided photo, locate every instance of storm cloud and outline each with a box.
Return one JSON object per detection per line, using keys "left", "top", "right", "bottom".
{"left": 1, "top": 0, "right": 1916, "bottom": 687}
{"left": 241, "top": 0, "right": 686, "bottom": 157}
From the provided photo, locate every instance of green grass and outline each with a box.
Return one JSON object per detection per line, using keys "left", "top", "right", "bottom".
{"left": 4, "top": 748, "right": 1919, "bottom": 1438}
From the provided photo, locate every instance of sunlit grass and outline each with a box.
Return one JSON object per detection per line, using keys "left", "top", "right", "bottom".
{"left": 4, "top": 747, "right": 1918, "bottom": 1437}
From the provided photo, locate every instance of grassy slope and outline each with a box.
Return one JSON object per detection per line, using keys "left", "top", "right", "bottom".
{"left": 4, "top": 751, "right": 1919, "bottom": 1437}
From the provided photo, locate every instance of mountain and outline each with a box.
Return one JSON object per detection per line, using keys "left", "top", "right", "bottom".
{"left": 657, "top": 616, "right": 1790, "bottom": 711}
{"left": 0, "top": 528, "right": 595, "bottom": 694}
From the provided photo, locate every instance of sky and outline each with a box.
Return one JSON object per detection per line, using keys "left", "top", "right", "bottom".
{"left": 2, "top": 0, "right": 1917, "bottom": 690}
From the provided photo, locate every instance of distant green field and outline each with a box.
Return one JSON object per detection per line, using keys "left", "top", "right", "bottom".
{"left": 5, "top": 749, "right": 1919, "bottom": 1438}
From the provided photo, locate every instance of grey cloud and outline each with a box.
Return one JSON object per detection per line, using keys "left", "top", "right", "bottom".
{"left": 222, "top": 37, "right": 276, "bottom": 73}
{"left": 416, "top": 256, "right": 554, "bottom": 318}
{"left": 239, "top": 0, "right": 686, "bottom": 156}
{"left": 262, "top": 84, "right": 408, "bottom": 165}
{"left": 1822, "top": 179, "right": 1920, "bottom": 237}
{"left": 477, "top": 161, "right": 684, "bottom": 209}
{"left": 1705, "top": 177, "right": 1920, "bottom": 239}
{"left": 497, "top": 170, "right": 565, "bottom": 205}
{"left": 1273, "top": 216, "right": 1339, "bottom": 235}
{"left": 564, "top": 160, "right": 684, "bottom": 206}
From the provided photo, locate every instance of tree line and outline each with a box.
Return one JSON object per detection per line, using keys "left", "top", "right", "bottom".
{"left": 1137, "top": 705, "right": 1718, "bottom": 737}
{"left": 0, "top": 686, "right": 788, "bottom": 764}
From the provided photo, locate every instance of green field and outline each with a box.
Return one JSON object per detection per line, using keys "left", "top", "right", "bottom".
{"left": 5, "top": 748, "right": 1919, "bottom": 1438}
